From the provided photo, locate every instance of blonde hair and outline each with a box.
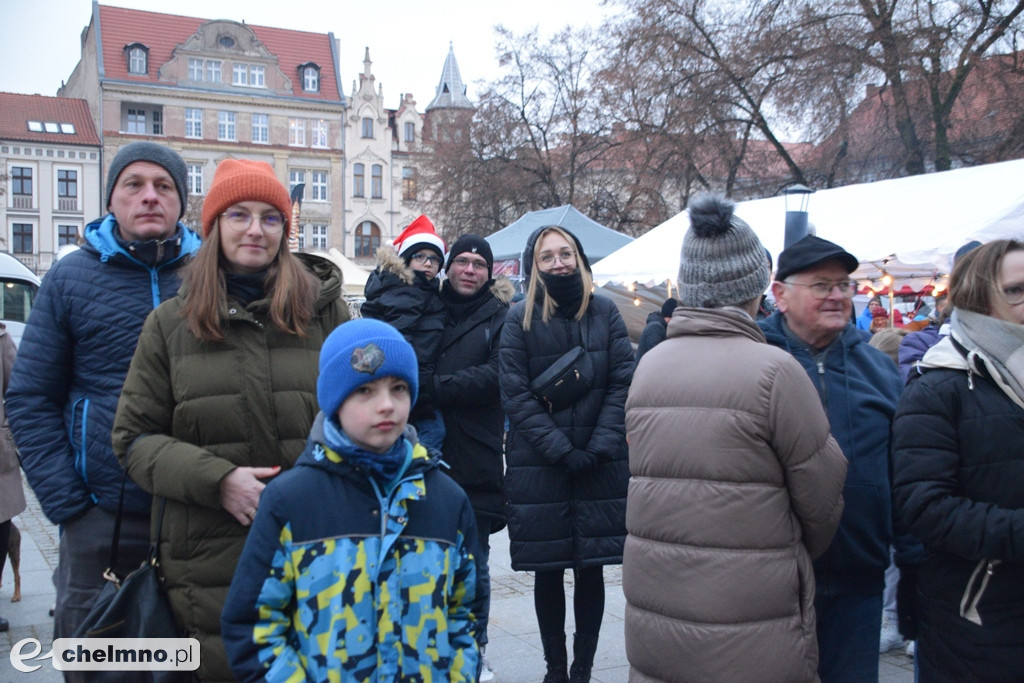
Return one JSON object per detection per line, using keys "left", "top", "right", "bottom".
{"left": 180, "top": 220, "right": 318, "bottom": 342}
{"left": 522, "top": 226, "right": 593, "bottom": 331}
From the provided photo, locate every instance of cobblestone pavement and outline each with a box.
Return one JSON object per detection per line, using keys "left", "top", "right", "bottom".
{"left": 2, "top": 475, "right": 914, "bottom": 682}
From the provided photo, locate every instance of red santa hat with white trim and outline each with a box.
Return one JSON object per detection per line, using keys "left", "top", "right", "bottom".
{"left": 393, "top": 215, "right": 446, "bottom": 263}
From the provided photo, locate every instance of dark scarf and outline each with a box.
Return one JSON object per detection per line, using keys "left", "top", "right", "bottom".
{"left": 441, "top": 279, "right": 492, "bottom": 322}
{"left": 114, "top": 225, "right": 183, "bottom": 266}
{"left": 225, "top": 271, "right": 268, "bottom": 306}
{"left": 322, "top": 416, "right": 410, "bottom": 485}
{"left": 539, "top": 270, "right": 584, "bottom": 316}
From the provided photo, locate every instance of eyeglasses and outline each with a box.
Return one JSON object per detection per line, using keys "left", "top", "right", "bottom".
{"left": 220, "top": 210, "right": 285, "bottom": 234}
{"left": 451, "top": 256, "right": 489, "bottom": 271}
{"left": 1001, "top": 283, "right": 1024, "bottom": 305}
{"left": 784, "top": 279, "right": 857, "bottom": 299}
{"left": 538, "top": 250, "right": 576, "bottom": 267}
{"left": 411, "top": 253, "right": 442, "bottom": 266}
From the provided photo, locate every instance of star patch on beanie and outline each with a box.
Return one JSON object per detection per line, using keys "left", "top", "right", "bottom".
{"left": 317, "top": 319, "right": 419, "bottom": 419}
{"left": 394, "top": 215, "right": 446, "bottom": 263}
{"left": 678, "top": 193, "right": 770, "bottom": 308}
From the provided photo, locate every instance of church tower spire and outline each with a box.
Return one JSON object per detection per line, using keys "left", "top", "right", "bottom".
{"left": 426, "top": 42, "right": 474, "bottom": 111}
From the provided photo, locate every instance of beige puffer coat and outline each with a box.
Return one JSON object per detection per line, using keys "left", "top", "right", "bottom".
{"left": 624, "top": 307, "right": 847, "bottom": 683}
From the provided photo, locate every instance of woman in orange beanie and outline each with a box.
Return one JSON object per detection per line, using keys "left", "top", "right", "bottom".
{"left": 112, "top": 158, "right": 349, "bottom": 681}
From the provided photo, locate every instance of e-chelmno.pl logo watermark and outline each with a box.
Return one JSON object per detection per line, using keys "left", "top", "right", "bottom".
{"left": 10, "top": 638, "right": 199, "bottom": 674}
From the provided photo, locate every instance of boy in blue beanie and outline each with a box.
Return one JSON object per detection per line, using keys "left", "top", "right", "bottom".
{"left": 222, "top": 319, "right": 484, "bottom": 681}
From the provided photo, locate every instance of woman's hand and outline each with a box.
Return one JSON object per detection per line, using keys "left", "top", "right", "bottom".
{"left": 220, "top": 466, "right": 281, "bottom": 526}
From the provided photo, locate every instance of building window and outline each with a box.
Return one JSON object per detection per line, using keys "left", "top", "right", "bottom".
{"left": 188, "top": 59, "right": 221, "bottom": 82}
{"left": 187, "top": 164, "right": 203, "bottom": 195}
{"left": 288, "top": 118, "right": 305, "bottom": 146}
{"left": 188, "top": 58, "right": 203, "bottom": 81}
{"left": 361, "top": 117, "right": 373, "bottom": 139}
{"left": 311, "top": 171, "right": 328, "bottom": 201}
{"left": 122, "top": 105, "right": 162, "bottom": 135}
{"left": 127, "top": 46, "right": 147, "bottom": 74}
{"left": 12, "top": 224, "right": 32, "bottom": 254}
{"left": 206, "top": 60, "right": 222, "bottom": 83}
{"left": 402, "top": 167, "right": 417, "bottom": 201}
{"left": 218, "top": 111, "right": 236, "bottom": 141}
{"left": 57, "top": 169, "right": 78, "bottom": 210}
{"left": 232, "top": 63, "right": 265, "bottom": 87}
{"left": 12, "top": 167, "right": 32, "bottom": 196}
{"left": 58, "top": 225, "right": 79, "bottom": 246}
{"left": 311, "top": 223, "right": 328, "bottom": 249}
{"left": 251, "top": 114, "right": 269, "bottom": 144}
{"left": 404, "top": 122, "right": 415, "bottom": 143}
{"left": 311, "top": 119, "right": 328, "bottom": 148}
{"left": 352, "top": 163, "right": 364, "bottom": 198}
{"left": 127, "top": 108, "right": 146, "bottom": 134}
{"left": 152, "top": 110, "right": 162, "bottom": 135}
{"left": 354, "top": 221, "right": 380, "bottom": 258}
{"left": 185, "top": 108, "right": 203, "bottom": 138}
{"left": 289, "top": 170, "right": 306, "bottom": 197}
{"left": 371, "top": 164, "right": 383, "bottom": 199}
{"left": 303, "top": 66, "right": 320, "bottom": 92}
{"left": 296, "top": 226, "right": 306, "bottom": 251}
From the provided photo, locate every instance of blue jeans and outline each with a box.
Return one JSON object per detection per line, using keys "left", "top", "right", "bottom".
{"left": 816, "top": 591, "right": 882, "bottom": 683}
{"left": 473, "top": 513, "right": 492, "bottom": 647}
{"left": 413, "top": 409, "right": 446, "bottom": 457}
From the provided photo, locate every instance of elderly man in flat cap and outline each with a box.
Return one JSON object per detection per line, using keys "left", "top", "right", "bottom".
{"left": 760, "top": 234, "right": 902, "bottom": 683}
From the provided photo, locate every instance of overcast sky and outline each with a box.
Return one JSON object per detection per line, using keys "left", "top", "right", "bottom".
{"left": 0, "top": 0, "right": 613, "bottom": 106}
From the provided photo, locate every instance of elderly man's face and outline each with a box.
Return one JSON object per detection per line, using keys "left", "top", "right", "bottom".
{"left": 772, "top": 259, "right": 853, "bottom": 348}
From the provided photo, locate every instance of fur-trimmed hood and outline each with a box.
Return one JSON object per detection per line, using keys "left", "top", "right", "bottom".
{"left": 374, "top": 245, "right": 416, "bottom": 285}
{"left": 490, "top": 276, "right": 516, "bottom": 305}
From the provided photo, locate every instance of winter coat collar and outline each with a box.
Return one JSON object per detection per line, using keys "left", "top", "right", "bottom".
{"left": 667, "top": 306, "right": 765, "bottom": 344}
{"left": 84, "top": 214, "right": 201, "bottom": 266}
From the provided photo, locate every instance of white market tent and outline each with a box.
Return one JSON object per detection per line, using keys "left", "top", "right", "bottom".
{"left": 316, "top": 248, "right": 370, "bottom": 296}
{"left": 592, "top": 159, "right": 1024, "bottom": 289}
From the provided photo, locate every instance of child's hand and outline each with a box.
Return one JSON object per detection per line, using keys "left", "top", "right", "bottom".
{"left": 220, "top": 466, "right": 281, "bottom": 526}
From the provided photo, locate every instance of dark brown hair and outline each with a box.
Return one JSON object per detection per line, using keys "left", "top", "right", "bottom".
{"left": 948, "top": 239, "right": 1024, "bottom": 316}
{"left": 180, "top": 220, "right": 318, "bottom": 342}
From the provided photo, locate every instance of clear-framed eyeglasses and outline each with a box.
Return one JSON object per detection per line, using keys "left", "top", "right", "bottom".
{"left": 538, "top": 249, "right": 576, "bottom": 267}
{"left": 411, "top": 252, "right": 442, "bottom": 266}
{"left": 451, "top": 256, "right": 488, "bottom": 271}
{"left": 220, "top": 209, "right": 285, "bottom": 234}
{"left": 1000, "top": 283, "right": 1024, "bottom": 305}
{"left": 784, "top": 279, "right": 858, "bottom": 299}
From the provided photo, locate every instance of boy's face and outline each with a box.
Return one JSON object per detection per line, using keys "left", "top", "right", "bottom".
{"left": 409, "top": 248, "right": 441, "bottom": 279}
{"left": 338, "top": 376, "right": 411, "bottom": 453}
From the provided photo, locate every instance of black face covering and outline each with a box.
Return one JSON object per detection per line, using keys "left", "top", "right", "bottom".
{"left": 539, "top": 270, "right": 584, "bottom": 315}
{"left": 225, "top": 270, "right": 268, "bottom": 306}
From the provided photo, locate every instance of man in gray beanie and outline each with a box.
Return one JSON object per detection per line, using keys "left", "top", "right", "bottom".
{"left": 7, "top": 142, "right": 201, "bottom": 652}
{"left": 624, "top": 193, "right": 847, "bottom": 682}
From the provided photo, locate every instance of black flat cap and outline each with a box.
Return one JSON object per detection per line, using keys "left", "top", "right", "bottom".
{"left": 775, "top": 235, "right": 859, "bottom": 282}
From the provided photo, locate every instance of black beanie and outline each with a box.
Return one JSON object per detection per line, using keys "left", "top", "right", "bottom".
{"left": 445, "top": 234, "right": 494, "bottom": 277}
{"left": 105, "top": 142, "right": 189, "bottom": 219}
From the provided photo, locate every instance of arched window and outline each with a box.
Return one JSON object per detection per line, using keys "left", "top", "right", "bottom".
{"left": 371, "top": 165, "right": 383, "bottom": 199}
{"left": 354, "top": 221, "right": 380, "bottom": 258}
{"left": 303, "top": 66, "right": 320, "bottom": 92}
{"left": 125, "top": 44, "right": 148, "bottom": 74}
{"left": 353, "top": 163, "right": 365, "bottom": 198}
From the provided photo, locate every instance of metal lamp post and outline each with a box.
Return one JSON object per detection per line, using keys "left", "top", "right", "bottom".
{"left": 783, "top": 184, "right": 814, "bottom": 249}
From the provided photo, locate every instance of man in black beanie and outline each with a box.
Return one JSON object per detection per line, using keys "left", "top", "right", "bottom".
{"left": 434, "top": 233, "right": 512, "bottom": 680}
{"left": 6, "top": 142, "right": 200, "bottom": 654}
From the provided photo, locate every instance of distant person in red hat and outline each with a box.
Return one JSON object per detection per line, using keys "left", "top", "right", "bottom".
{"left": 361, "top": 215, "right": 448, "bottom": 454}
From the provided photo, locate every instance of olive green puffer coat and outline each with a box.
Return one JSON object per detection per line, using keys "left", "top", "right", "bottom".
{"left": 112, "top": 254, "right": 349, "bottom": 682}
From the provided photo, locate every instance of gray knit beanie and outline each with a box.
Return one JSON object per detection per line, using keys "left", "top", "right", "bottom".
{"left": 105, "top": 142, "right": 188, "bottom": 219}
{"left": 677, "top": 193, "right": 770, "bottom": 308}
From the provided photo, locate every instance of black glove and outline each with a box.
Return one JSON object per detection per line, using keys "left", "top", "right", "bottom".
{"left": 896, "top": 566, "right": 920, "bottom": 641}
{"left": 562, "top": 449, "right": 597, "bottom": 472}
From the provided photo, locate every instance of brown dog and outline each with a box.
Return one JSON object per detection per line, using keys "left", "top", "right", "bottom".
{"left": 1, "top": 522, "right": 21, "bottom": 602}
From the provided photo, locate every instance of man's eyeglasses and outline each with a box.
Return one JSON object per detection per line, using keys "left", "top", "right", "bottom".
{"left": 538, "top": 250, "right": 576, "bottom": 267}
{"left": 784, "top": 279, "right": 857, "bottom": 299}
{"left": 411, "top": 253, "right": 442, "bottom": 266}
{"left": 451, "top": 256, "right": 488, "bottom": 271}
{"left": 220, "top": 210, "right": 285, "bottom": 234}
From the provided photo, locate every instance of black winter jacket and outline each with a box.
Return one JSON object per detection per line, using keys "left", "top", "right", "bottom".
{"left": 893, "top": 336, "right": 1024, "bottom": 682}
{"left": 436, "top": 278, "right": 514, "bottom": 530}
{"left": 499, "top": 295, "right": 633, "bottom": 571}
{"left": 634, "top": 311, "right": 666, "bottom": 365}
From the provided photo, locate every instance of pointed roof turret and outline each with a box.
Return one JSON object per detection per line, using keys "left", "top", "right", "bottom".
{"left": 426, "top": 42, "right": 474, "bottom": 111}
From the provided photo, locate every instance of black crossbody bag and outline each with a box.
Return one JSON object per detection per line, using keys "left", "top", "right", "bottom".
{"left": 529, "top": 318, "right": 593, "bottom": 412}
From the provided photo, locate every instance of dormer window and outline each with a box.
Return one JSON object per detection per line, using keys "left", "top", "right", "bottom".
{"left": 299, "top": 63, "right": 321, "bottom": 93}
{"left": 125, "top": 43, "right": 149, "bottom": 75}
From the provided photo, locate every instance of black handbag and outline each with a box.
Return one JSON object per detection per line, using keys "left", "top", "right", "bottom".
{"left": 529, "top": 321, "right": 593, "bottom": 412}
{"left": 74, "top": 479, "right": 192, "bottom": 682}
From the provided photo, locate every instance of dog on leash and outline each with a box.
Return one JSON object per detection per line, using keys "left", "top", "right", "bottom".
{"left": 1, "top": 521, "right": 21, "bottom": 602}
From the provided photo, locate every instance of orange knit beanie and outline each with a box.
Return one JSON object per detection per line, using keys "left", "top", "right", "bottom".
{"left": 201, "top": 159, "right": 292, "bottom": 237}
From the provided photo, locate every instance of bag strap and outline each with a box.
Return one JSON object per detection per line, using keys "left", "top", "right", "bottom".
{"left": 106, "top": 472, "right": 167, "bottom": 586}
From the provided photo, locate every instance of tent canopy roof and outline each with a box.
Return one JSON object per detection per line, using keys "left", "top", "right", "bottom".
{"left": 592, "top": 159, "right": 1024, "bottom": 287}
{"left": 486, "top": 205, "right": 634, "bottom": 262}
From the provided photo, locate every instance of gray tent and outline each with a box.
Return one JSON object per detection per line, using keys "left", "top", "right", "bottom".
{"left": 486, "top": 206, "right": 633, "bottom": 277}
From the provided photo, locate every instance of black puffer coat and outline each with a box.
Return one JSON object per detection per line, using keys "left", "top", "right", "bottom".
{"left": 499, "top": 295, "right": 633, "bottom": 571}
{"left": 435, "top": 278, "right": 514, "bottom": 531}
{"left": 893, "top": 336, "right": 1024, "bottom": 682}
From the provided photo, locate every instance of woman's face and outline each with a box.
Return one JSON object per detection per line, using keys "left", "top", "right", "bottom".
{"left": 218, "top": 201, "right": 284, "bottom": 274}
{"left": 536, "top": 232, "right": 577, "bottom": 275}
{"left": 990, "top": 249, "right": 1024, "bottom": 324}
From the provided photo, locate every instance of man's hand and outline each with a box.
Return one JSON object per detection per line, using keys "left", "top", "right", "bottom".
{"left": 219, "top": 466, "right": 281, "bottom": 526}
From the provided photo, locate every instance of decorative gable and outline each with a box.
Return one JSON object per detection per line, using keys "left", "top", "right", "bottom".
{"left": 160, "top": 20, "right": 292, "bottom": 92}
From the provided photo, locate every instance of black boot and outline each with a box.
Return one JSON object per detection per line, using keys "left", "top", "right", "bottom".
{"left": 569, "top": 632, "right": 599, "bottom": 682}
{"left": 540, "top": 633, "right": 568, "bottom": 683}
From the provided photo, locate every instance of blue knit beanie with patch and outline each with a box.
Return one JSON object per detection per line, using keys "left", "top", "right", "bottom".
{"left": 317, "top": 319, "right": 419, "bottom": 418}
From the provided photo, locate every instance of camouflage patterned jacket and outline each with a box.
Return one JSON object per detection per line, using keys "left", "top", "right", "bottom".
{"left": 222, "top": 415, "right": 483, "bottom": 682}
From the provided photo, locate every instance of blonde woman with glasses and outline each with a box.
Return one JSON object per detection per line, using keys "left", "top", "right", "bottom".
{"left": 112, "top": 158, "right": 349, "bottom": 681}
{"left": 499, "top": 225, "right": 634, "bottom": 683}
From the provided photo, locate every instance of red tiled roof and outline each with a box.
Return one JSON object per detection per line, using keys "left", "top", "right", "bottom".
{"left": 97, "top": 4, "right": 341, "bottom": 102}
{"left": 0, "top": 92, "right": 101, "bottom": 145}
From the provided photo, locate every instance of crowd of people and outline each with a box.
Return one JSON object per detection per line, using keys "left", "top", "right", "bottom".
{"left": 3, "top": 140, "right": 1021, "bottom": 683}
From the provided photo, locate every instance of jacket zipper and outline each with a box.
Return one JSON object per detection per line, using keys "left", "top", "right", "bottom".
{"left": 960, "top": 559, "right": 1002, "bottom": 625}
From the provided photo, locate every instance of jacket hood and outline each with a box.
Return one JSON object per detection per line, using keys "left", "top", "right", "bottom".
{"left": 490, "top": 276, "right": 516, "bottom": 304}
{"left": 759, "top": 311, "right": 866, "bottom": 353}
{"left": 374, "top": 245, "right": 416, "bottom": 285}
{"left": 294, "top": 252, "right": 344, "bottom": 309}
{"left": 84, "top": 214, "right": 202, "bottom": 264}
{"left": 521, "top": 225, "right": 592, "bottom": 281}
{"left": 919, "top": 335, "right": 969, "bottom": 372}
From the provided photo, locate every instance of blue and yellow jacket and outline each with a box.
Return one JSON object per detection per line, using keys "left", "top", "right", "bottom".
{"left": 222, "top": 415, "right": 483, "bottom": 682}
